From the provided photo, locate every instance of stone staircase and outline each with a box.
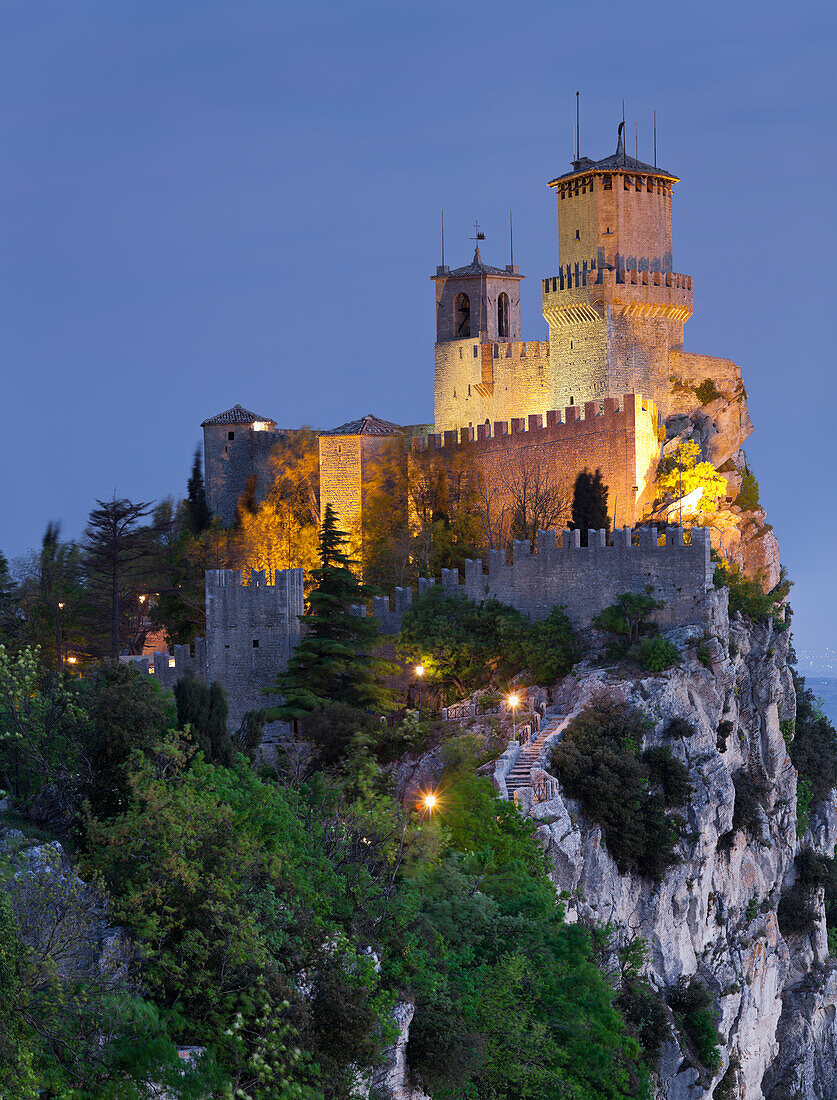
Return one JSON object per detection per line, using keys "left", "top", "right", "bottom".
{"left": 504, "top": 713, "right": 564, "bottom": 795}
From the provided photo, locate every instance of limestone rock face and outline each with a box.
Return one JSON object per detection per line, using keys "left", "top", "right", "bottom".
{"left": 518, "top": 603, "right": 837, "bottom": 1099}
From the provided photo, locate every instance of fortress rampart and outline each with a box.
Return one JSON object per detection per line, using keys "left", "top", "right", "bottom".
{"left": 139, "top": 529, "right": 711, "bottom": 740}
{"left": 356, "top": 525, "right": 713, "bottom": 634}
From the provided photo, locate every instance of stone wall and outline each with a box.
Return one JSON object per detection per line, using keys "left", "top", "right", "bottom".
{"left": 361, "top": 525, "right": 713, "bottom": 634}
{"left": 420, "top": 392, "right": 661, "bottom": 529}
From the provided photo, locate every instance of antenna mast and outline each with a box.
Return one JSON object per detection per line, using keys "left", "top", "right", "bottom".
{"left": 441, "top": 210, "right": 445, "bottom": 266}
{"left": 653, "top": 109, "right": 657, "bottom": 167}
{"left": 575, "top": 90, "right": 580, "bottom": 162}
{"left": 509, "top": 211, "right": 514, "bottom": 267}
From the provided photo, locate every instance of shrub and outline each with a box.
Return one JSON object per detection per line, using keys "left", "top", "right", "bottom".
{"left": 302, "top": 702, "right": 379, "bottom": 767}
{"left": 790, "top": 674, "right": 837, "bottom": 804}
{"left": 731, "top": 772, "right": 767, "bottom": 836}
{"left": 735, "top": 465, "right": 760, "bottom": 511}
{"left": 616, "top": 980, "right": 670, "bottom": 1066}
{"left": 777, "top": 885, "right": 820, "bottom": 937}
{"left": 716, "top": 720, "right": 733, "bottom": 752}
{"left": 594, "top": 592, "right": 662, "bottom": 646}
{"left": 797, "top": 848, "right": 831, "bottom": 887}
{"left": 666, "top": 716, "right": 695, "bottom": 740}
{"left": 695, "top": 378, "right": 722, "bottom": 404}
{"left": 713, "top": 558, "right": 791, "bottom": 627}
{"left": 668, "top": 977, "right": 722, "bottom": 1072}
{"left": 629, "top": 636, "right": 679, "bottom": 673}
{"left": 797, "top": 778, "right": 813, "bottom": 837}
{"left": 551, "top": 702, "right": 690, "bottom": 879}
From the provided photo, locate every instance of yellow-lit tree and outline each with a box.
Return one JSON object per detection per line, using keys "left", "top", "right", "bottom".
{"left": 655, "top": 439, "right": 728, "bottom": 515}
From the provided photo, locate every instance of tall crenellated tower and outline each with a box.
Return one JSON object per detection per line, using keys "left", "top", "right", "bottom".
{"left": 542, "top": 125, "right": 693, "bottom": 414}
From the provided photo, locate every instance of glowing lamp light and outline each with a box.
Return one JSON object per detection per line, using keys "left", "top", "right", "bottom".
{"left": 67, "top": 656, "right": 77, "bottom": 665}
{"left": 57, "top": 601, "right": 65, "bottom": 610}
{"left": 168, "top": 657, "right": 176, "bottom": 668}
{"left": 252, "top": 421, "right": 270, "bottom": 431}
{"left": 138, "top": 594, "right": 147, "bottom": 604}
{"left": 423, "top": 793, "right": 437, "bottom": 812}
{"left": 507, "top": 693, "right": 520, "bottom": 709}
{"left": 415, "top": 664, "right": 425, "bottom": 677}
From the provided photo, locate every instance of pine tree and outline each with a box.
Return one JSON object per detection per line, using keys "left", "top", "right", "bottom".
{"left": 186, "top": 447, "right": 211, "bottom": 534}
{"left": 268, "top": 504, "right": 393, "bottom": 722}
{"left": 571, "top": 468, "right": 609, "bottom": 544}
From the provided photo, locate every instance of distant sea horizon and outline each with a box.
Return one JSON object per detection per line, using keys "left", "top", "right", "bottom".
{"left": 799, "top": 676, "right": 837, "bottom": 727}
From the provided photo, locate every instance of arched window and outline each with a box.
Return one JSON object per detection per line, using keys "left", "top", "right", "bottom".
{"left": 497, "top": 292, "right": 510, "bottom": 338}
{"left": 455, "top": 293, "right": 471, "bottom": 337}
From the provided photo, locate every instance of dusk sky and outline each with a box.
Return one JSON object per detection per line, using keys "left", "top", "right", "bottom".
{"left": 1, "top": 1, "right": 835, "bottom": 665}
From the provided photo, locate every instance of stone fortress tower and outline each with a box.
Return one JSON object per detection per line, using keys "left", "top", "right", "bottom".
{"left": 434, "top": 124, "right": 693, "bottom": 433}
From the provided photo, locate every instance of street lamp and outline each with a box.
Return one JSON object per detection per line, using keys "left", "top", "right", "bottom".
{"left": 415, "top": 664, "right": 425, "bottom": 719}
{"left": 56, "top": 602, "right": 65, "bottom": 666}
{"left": 420, "top": 791, "right": 437, "bottom": 816}
{"left": 507, "top": 692, "right": 520, "bottom": 740}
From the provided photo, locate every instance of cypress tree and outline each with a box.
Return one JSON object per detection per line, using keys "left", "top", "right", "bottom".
{"left": 186, "top": 447, "right": 211, "bottom": 534}
{"left": 268, "top": 504, "right": 393, "bottom": 722}
{"left": 174, "top": 670, "right": 234, "bottom": 766}
{"left": 571, "top": 468, "right": 610, "bottom": 544}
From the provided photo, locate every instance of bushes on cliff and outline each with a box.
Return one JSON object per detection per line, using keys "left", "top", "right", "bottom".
{"left": 712, "top": 558, "right": 791, "bottom": 627}
{"left": 399, "top": 587, "right": 578, "bottom": 700}
{"left": 735, "top": 464, "right": 761, "bottom": 511}
{"left": 551, "top": 702, "right": 691, "bottom": 879}
{"left": 789, "top": 674, "right": 837, "bottom": 805}
{"left": 668, "top": 977, "right": 721, "bottom": 1072}
{"left": 593, "top": 593, "right": 679, "bottom": 673}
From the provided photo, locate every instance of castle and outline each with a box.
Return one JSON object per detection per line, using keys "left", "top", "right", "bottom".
{"left": 145, "top": 123, "right": 764, "bottom": 733}
{"left": 202, "top": 124, "right": 734, "bottom": 536}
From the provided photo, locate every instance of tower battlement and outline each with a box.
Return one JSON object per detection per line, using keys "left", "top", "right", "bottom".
{"left": 415, "top": 392, "right": 658, "bottom": 451}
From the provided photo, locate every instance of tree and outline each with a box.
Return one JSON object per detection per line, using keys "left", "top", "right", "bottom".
{"left": 84, "top": 497, "right": 155, "bottom": 659}
{"left": 655, "top": 439, "right": 727, "bottom": 515}
{"left": 14, "top": 523, "right": 87, "bottom": 667}
{"left": 173, "top": 671, "right": 235, "bottom": 766}
{"left": 502, "top": 448, "right": 571, "bottom": 549}
{"left": 594, "top": 592, "right": 662, "bottom": 646}
{"left": 267, "top": 505, "right": 394, "bottom": 722}
{"left": 186, "top": 447, "right": 212, "bottom": 534}
{"left": 572, "top": 468, "right": 610, "bottom": 542}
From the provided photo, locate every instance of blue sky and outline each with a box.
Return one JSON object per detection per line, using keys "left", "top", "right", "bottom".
{"left": 1, "top": 0, "right": 835, "bottom": 663}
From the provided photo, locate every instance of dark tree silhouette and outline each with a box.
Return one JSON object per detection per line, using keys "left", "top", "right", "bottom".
{"left": 571, "top": 468, "right": 609, "bottom": 545}
{"left": 186, "top": 447, "right": 212, "bottom": 534}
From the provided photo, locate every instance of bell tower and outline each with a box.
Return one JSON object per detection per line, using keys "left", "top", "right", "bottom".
{"left": 432, "top": 243, "right": 524, "bottom": 344}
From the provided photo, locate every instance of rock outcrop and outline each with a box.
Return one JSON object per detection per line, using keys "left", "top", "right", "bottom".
{"left": 499, "top": 592, "right": 835, "bottom": 1099}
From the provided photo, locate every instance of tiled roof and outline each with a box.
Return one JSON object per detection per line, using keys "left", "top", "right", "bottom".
{"left": 444, "top": 246, "right": 520, "bottom": 279}
{"left": 550, "top": 126, "right": 677, "bottom": 185}
{"left": 326, "top": 414, "right": 405, "bottom": 437}
{"left": 200, "top": 404, "right": 276, "bottom": 427}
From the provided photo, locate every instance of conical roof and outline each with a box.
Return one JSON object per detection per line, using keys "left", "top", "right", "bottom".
{"left": 201, "top": 403, "right": 276, "bottom": 427}
{"left": 325, "top": 413, "right": 404, "bottom": 436}
{"left": 549, "top": 124, "right": 677, "bottom": 185}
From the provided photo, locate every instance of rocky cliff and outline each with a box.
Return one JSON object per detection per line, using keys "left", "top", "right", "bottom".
{"left": 509, "top": 592, "right": 837, "bottom": 1100}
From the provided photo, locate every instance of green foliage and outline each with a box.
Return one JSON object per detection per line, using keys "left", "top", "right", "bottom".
{"left": 616, "top": 980, "right": 670, "bottom": 1067}
{"left": 716, "top": 720, "right": 733, "bottom": 752}
{"left": 629, "top": 636, "right": 679, "bottom": 673}
{"left": 551, "top": 702, "right": 690, "bottom": 879}
{"left": 655, "top": 439, "right": 727, "bottom": 514}
{"left": 186, "top": 446, "right": 212, "bottom": 534}
{"left": 406, "top": 773, "right": 649, "bottom": 1099}
{"left": 797, "top": 778, "right": 813, "bottom": 838}
{"left": 790, "top": 674, "right": 837, "bottom": 804}
{"left": 571, "top": 467, "right": 610, "bottom": 541}
{"left": 173, "top": 670, "right": 234, "bottom": 766}
{"left": 77, "top": 661, "right": 175, "bottom": 819}
{"left": 694, "top": 378, "right": 722, "bottom": 404}
{"left": 302, "top": 702, "right": 380, "bottom": 768}
{"left": 735, "top": 464, "right": 761, "bottom": 511}
{"left": 731, "top": 772, "right": 767, "bottom": 836}
{"left": 0, "top": 892, "right": 37, "bottom": 1097}
{"left": 713, "top": 559, "right": 791, "bottom": 627}
{"left": 594, "top": 592, "right": 662, "bottom": 647}
{"left": 269, "top": 505, "right": 396, "bottom": 720}
{"left": 778, "top": 885, "right": 820, "bottom": 937}
{"left": 668, "top": 977, "right": 721, "bottom": 1072}
{"left": 399, "top": 587, "right": 578, "bottom": 700}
